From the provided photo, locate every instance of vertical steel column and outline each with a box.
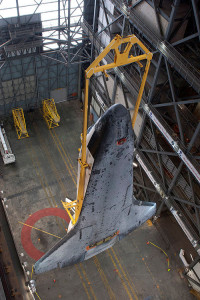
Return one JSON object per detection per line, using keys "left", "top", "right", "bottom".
{"left": 0, "top": 67, "right": 6, "bottom": 115}
{"left": 147, "top": 0, "right": 180, "bottom": 105}
{"left": 8, "top": 60, "right": 17, "bottom": 109}
{"left": 191, "top": 0, "right": 200, "bottom": 41}
{"left": 132, "top": 59, "right": 151, "bottom": 128}
{"left": 165, "top": 58, "right": 185, "bottom": 144}
{"left": 135, "top": 52, "right": 163, "bottom": 146}
{"left": 20, "top": 57, "right": 28, "bottom": 110}
{"left": 148, "top": 53, "right": 163, "bottom": 103}
{"left": 150, "top": 122, "right": 166, "bottom": 189}
{"left": 89, "top": 0, "right": 98, "bottom": 115}
{"left": 111, "top": 76, "right": 118, "bottom": 104}
{"left": 58, "top": 0, "right": 61, "bottom": 41}
{"left": 67, "top": 0, "right": 71, "bottom": 100}
{"left": 188, "top": 170, "right": 200, "bottom": 236}
{"left": 47, "top": 57, "right": 50, "bottom": 98}
{"left": 102, "top": 0, "right": 112, "bottom": 37}
{"left": 78, "top": 59, "right": 81, "bottom": 101}
{"left": 102, "top": 75, "right": 112, "bottom": 105}
{"left": 165, "top": 0, "right": 180, "bottom": 40}
{"left": 120, "top": 81, "right": 129, "bottom": 108}
{"left": 16, "top": 0, "right": 20, "bottom": 25}
{"left": 152, "top": 0, "right": 163, "bottom": 37}
{"left": 34, "top": 56, "right": 39, "bottom": 106}
{"left": 91, "top": 0, "right": 98, "bottom": 60}
{"left": 166, "top": 123, "right": 200, "bottom": 196}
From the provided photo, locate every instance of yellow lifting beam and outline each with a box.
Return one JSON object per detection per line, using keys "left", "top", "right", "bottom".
{"left": 42, "top": 98, "right": 60, "bottom": 129}
{"left": 70, "top": 34, "right": 152, "bottom": 225}
{"left": 12, "top": 108, "right": 29, "bottom": 139}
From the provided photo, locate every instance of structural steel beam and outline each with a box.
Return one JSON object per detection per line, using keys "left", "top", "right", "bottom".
{"left": 101, "top": 0, "right": 112, "bottom": 37}
{"left": 143, "top": 104, "right": 200, "bottom": 185}
{"left": 165, "top": 0, "right": 180, "bottom": 41}
{"left": 191, "top": 0, "right": 200, "bottom": 41}
{"left": 97, "top": 14, "right": 123, "bottom": 37}
{"left": 111, "top": 76, "right": 118, "bottom": 104}
{"left": 165, "top": 58, "right": 185, "bottom": 144}
{"left": 86, "top": 0, "right": 200, "bottom": 252}
{"left": 82, "top": 21, "right": 200, "bottom": 186}
{"left": 135, "top": 149, "right": 200, "bottom": 254}
{"left": 153, "top": 98, "right": 200, "bottom": 108}
{"left": 110, "top": 0, "right": 200, "bottom": 94}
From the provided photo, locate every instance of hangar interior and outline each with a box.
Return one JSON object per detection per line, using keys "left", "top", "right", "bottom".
{"left": 0, "top": 0, "right": 200, "bottom": 299}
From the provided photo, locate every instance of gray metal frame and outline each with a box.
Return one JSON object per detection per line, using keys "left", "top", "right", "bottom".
{"left": 1, "top": 0, "right": 200, "bottom": 253}
{"left": 83, "top": 0, "right": 200, "bottom": 252}
{"left": 0, "top": 0, "right": 94, "bottom": 115}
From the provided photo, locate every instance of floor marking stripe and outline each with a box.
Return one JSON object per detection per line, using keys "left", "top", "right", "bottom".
{"left": 111, "top": 248, "right": 138, "bottom": 300}
{"left": 49, "top": 128, "right": 101, "bottom": 300}
{"left": 93, "top": 256, "right": 116, "bottom": 300}
{"left": 80, "top": 263, "right": 98, "bottom": 300}
{"left": 49, "top": 124, "right": 115, "bottom": 300}
{"left": 34, "top": 124, "right": 69, "bottom": 229}
{"left": 107, "top": 249, "right": 133, "bottom": 300}
{"left": 21, "top": 207, "right": 69, "bottom": 260}
{"left": 36, "top": 123, "right": 94, "bottom": 299}
{"left": 27, "top": 142, "right": 65, "bottom": 232}
{"left": 50, "top": 125, "right": 122, "bottom": 300}
{"left": 53, "top": 129, "right": 77, "bottom": 179}
{"left": 50, "top": 129, "right": 115, "bottom": 300}
{"left": 19, "top": 221, "right": 62, "bottom": 239}
{"left": 75, "top": 265, "right": 91, "bottom": 300}
{"left": 114, "top": 246, "right": 139, "bottom": 295}
{"left": 49, "top": 130, "right": 77, "bottom": 186}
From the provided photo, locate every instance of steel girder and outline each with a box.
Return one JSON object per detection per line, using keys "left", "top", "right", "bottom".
{"left": 82, "top": 0, "right": 200, "bottom": 253}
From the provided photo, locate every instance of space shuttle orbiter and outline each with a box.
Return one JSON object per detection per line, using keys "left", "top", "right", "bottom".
{"left": 34, "top": 103, "right": 156, "bottom": 274}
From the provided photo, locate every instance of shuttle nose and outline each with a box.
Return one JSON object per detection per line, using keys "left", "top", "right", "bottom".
{"left": 111, "top": 104, "right": 128, "bottom": 120}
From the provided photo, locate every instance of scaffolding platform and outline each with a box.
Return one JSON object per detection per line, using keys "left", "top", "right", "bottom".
{"left": 42, "top": 98, "right": 60, "bottom": 129}
{"left": 12, "top": 108, "right": 29, "bottom": 140}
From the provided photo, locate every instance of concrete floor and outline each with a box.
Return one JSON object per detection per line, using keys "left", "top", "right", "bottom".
{"left": 0, "top": 100, "right": 195, "bottom": 300}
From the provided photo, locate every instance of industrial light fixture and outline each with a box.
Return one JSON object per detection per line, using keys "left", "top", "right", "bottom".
{"left": 133, "top": 162, "right": 138, "bottom": 167}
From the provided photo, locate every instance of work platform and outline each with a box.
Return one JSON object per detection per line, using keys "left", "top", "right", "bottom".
{"left": 0, "top": 100, "right": 195, "bottom": 300}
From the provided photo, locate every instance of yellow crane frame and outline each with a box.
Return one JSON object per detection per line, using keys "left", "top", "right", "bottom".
{"left": 12, "top": 108, "right": 29, "bottom": 139}
{"left": 63, "top": 34, "right": 152, "bottom": 225}
{"left": 42, "top": 98, "right": 60, "bottom": 129}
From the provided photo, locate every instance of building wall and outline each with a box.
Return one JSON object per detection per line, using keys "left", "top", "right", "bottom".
{"left": 0, "top": 53, "right": 78, "bottom": 116}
